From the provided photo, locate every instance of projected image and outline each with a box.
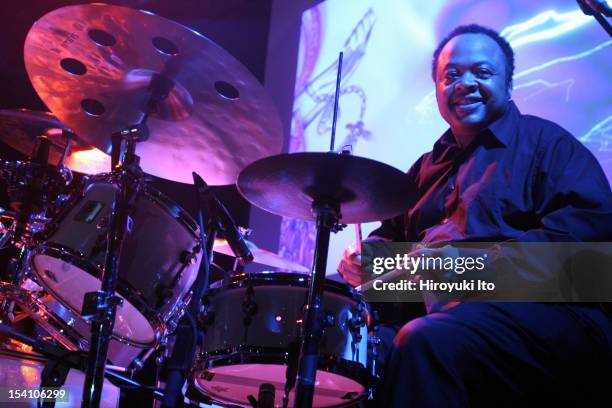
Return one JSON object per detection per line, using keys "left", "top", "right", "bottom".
{"left": 281, "top": 0, "right": 612, "bottom": 275}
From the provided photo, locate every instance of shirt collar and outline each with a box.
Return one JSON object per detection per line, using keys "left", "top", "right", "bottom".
{"left": 487, "top": 100, "right": 520, "bottom": 147}
{"left": 432, "top": 100, "right": 520, "bottom": 163}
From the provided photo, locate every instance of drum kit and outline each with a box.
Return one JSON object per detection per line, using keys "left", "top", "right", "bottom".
{"left": 0, "top": 3, "right": 416, "bottom": 408}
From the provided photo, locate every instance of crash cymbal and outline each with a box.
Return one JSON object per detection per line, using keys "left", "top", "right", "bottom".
{"left": 0, "top": 109, "right": 110, "bottom": 174}
{"left": 237, "top": 152, "right": 418, "bottom": 224}
{"left": 24, "top": 4, "right": 283, "bottom": 184}
{"left": 213, "top": 238, "right": 309, "bottom": 273}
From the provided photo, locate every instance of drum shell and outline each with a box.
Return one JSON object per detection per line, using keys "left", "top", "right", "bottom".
{"left": 31, "top": 176, "right": 201, "bottom": 346}
{"left": 203, "top": 275, "right": 369, "bottom": 363}
{"left": 195, "top": 272, "right": 372, "bottom": 407}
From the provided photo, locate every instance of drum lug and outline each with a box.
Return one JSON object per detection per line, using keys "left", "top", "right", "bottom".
{"left": 322, "top": 310, "right": 335, "bottom": 328}
{"left": 129, "top": 357, "right": 146, "bottom": 374}
{"left": 96, "top": 214, "right": 110, "bottom": 230}
{"left": 155, "top": 286, "right": 174, "bottom": 308}
{"left": 242, "top": 285, "right": 258, "bottom": 326}
{"left": 348, "top": 303, "right": 367, "bottom": 360}
{"left": 198, "top": 310, "right": 215, "bottom": 328}
{"left": 195, "top": 295, "right": 214, "bottom": 330}
{"left": 166, "top": 299, "right": 189, "bottom": 333}
{"left": 55, "top": 193, "right": 71, "bottom": 206}
{"left": 180, "top": 249, "right": 198, "bottom": 265}
{"left": 348, "top": 303, "right": 367, "bottom": 333}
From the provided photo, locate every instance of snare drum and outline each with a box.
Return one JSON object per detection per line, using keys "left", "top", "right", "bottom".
{"left": 30, "top": 175, "right": 202, "bottom": 350}
{"left": 193, "top": 272, "right": 372, "bottom": 407}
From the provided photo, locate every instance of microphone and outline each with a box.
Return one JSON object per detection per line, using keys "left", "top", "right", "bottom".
{"left": 192, "top": 172, "right": 254, "bottom": 265}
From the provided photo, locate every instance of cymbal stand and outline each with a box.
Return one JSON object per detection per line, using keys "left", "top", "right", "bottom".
{"left": 293, "top": 199, "right": 343, "bottom": 407}
{"left": 2, "top": 136, "right": 51, "bottom": 285}
{"left": 293, "top": 51, "right": 345, "bottom": 408}
{"left": 81, "top": 64, "right": 175, "bottom": 407}
{"left": 81, "top": 125, "right": 146, "bottom": 407}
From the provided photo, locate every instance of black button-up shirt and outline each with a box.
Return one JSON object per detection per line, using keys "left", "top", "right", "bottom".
{"left": 374, "top": 101, "right": 612, "bottom": 244}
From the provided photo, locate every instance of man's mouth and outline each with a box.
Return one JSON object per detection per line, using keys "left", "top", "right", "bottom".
{"left": 453, "top": 98, "right": 483, "bottom": 111}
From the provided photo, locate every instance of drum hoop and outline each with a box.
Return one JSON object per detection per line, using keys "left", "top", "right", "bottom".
{"left": 199, "top": 346, "right": 373, "bottom": 388}
{"left": 209, "top": 272, "right": 363, "bottom": 302}
{"left": 141, "top": 184, "right": 200, "bottom": 237}
{"left": 30, "top": 245, "right": 164, "bottom": 348}
{"left": 0, "top": 282, "right": 83, "bottom": 351}
{"left": 22, "top": 294, "right": 85, "bottom": 351}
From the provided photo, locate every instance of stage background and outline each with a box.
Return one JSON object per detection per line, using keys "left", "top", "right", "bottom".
{"left": 278, "top": 0, "right": 612, "bottom": 278}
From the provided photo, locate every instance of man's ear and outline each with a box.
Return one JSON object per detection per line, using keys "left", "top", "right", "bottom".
{"left": 507, "top": 80, "right": 513, "bottom": 100}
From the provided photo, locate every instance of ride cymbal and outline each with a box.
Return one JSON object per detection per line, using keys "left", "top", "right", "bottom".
{"left": 237, "top": 152, "right": 418, "bottom": 224}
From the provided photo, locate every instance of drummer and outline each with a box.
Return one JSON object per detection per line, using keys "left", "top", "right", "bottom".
{"left": 338, "top": 24, "right": 612, "bottom": 406}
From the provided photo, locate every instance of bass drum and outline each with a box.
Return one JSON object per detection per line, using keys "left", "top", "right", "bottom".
{"left": 30, "top": 175, "right": 202, "bottom": 350}
{"left": 193, "top": 272, "right": 372, "bottom": 407}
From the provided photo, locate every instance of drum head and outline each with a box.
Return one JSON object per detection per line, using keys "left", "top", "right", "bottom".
{"left": 194, "top": 363, "right": 365, "bottom": 407}
{"left": 32, "top": 253, "right": 156, "bottom": 345}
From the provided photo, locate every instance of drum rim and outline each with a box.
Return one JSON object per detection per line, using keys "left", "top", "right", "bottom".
{"left": 198, "top": 346, "right": 373, "bottom": 388}
{"left": 194, "top": 347, "right": 371, "bottom": 407}
{"left": 190, "top": 385, "right": 365, "bottom": 408}
{"left": 0, "top": 281, "right": 84, "bottom": 351}
{"left": 19, "top": 295, "right": 85, "bottom": 351}
{"left": 209, "top": 271, "right": 363, "bottom": 302}
{"left": 30, "top": 244, "right": 163, "bottom": 348}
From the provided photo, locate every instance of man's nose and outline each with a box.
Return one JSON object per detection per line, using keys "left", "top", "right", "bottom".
{"left": 455, "top": 72, "right": 478, "bottom": 90}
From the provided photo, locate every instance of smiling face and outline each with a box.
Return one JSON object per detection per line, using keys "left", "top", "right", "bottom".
{"left": 435, "top": 33, "right": 511, "bottom": 141}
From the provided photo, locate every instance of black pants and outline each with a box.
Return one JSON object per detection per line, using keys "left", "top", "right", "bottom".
{"left": 376, "top": 303, "right": 612, "bottom": 407}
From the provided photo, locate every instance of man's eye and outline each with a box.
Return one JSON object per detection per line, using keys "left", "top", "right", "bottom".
{"left": 444, "top": 72, "right": 459, "bottom": 81}
{"left": 475, "top": 69, "right": 493, "bottom": 78}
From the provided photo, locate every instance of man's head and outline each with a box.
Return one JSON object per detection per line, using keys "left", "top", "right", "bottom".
{"left": 432, "top": 25, "right": 514, "bottom": 140}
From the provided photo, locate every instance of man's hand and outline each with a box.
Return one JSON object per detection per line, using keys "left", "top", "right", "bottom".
{"left": 408, "top": 244, "right": 461, "bottom": 283}
{"left": 338, "top": 236, "right": 390, "bottom": 287}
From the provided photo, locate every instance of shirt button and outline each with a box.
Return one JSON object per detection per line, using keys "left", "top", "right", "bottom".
{"left": 449, "top": 184, "right": 455, "bottom": 191}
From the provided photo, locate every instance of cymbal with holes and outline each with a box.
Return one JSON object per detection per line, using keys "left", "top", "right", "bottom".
{"left": 0, "top": 109, "right": 110, "bottom": 174}
{"left": 24, "top": 3, "right": 283, "bottom": 184}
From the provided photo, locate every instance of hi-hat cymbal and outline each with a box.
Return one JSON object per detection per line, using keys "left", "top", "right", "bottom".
{"left": 237, "top": 152, "right": 418, "bottom": 224}
{"left": 0, "top": 109, "right": 110, "bottom": 174}
{"left": 213, "top": 238, "right": 309, "bottom": 273}
{"left": 24, "top": 3, "right": 283, "bottom": 184}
